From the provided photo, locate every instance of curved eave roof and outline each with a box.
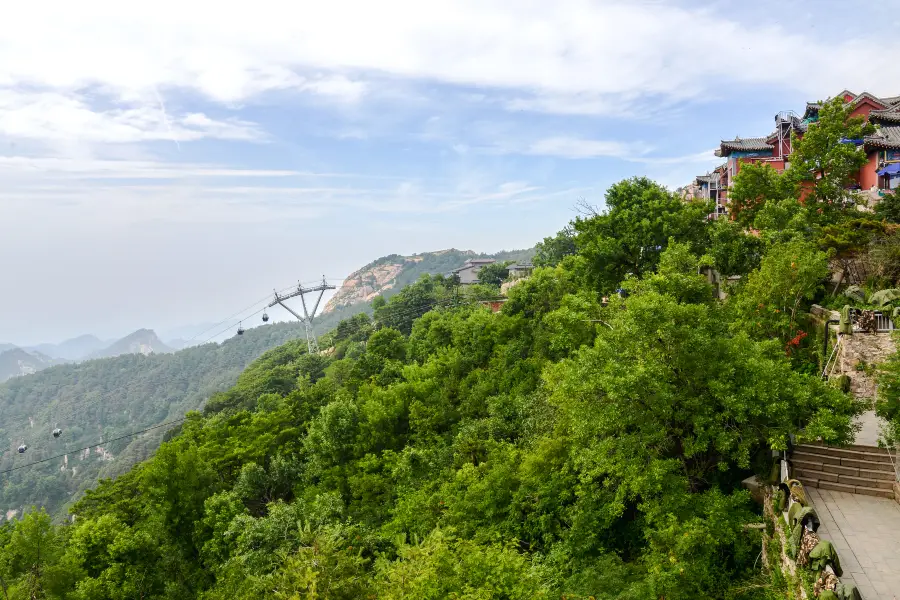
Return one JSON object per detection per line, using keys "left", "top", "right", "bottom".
{"left": 864, "top": 126, "right": 900, "bottom": 151}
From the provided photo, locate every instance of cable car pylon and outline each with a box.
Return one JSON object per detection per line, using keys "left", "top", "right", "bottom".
{"left": 268, "top": 276, "right": 335, "bottom": 354}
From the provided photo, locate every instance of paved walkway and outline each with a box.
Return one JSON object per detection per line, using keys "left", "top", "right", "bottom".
{"left": 855, "top": 410, "right": 884, "bottom": 447}
{"left": 807, "top": 487, "right": 900, "bottom": 600}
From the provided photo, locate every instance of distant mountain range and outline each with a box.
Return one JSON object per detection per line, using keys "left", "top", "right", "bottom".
{"left": 0, "top": 348, "right": 66, "bottom": 382}
{"left": 27, "top": 334, "right": 110, "bottom": 361}
{"left": 323, "top": 247, "right": 535, "bottom": 314}
{"left": 0, "top": 329, "right": 176, "bottom": 382}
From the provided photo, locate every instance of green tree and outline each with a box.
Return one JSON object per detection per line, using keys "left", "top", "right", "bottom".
{"left": 875, "top": 191, "right": 900, "bottom": 223}
{"left": 876, "top": 349, "right": 900, "bottom": 449}
{"left": 728, "top": 161, "right": 796, "bottom": 225}
{"left": 730, "top": 240, "right": 829, "bottom": 349}
{"left": 7, "top": 510, "right": 59, "bottom": 600}
{"left": 476, "top": 262, "right": 511, "bottom": 287}
{"left": 786, "top": 96, "right": 875, "bottom": 209}
{"left": 533, "top": 227, "right": 576, "bottom": 268}
{"left": 573, "top": 177, "right": 711, "bottom": 292}
{"left": 708, "top": 219, "right": 765, "bottom": 277}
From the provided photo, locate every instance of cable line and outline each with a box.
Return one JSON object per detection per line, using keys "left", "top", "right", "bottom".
{"left": 0, "top": 418, "right": 186, "bottom": 476}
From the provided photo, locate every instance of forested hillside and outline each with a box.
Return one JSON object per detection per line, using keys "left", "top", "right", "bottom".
{"left": 0, "top": 321, "right": 308, "bottom": 518}
{"left": 3, "top": 99, "right": 898, "bottom": 598}
{"left": 0, "top": 349, "right": 64, "bottom": 382}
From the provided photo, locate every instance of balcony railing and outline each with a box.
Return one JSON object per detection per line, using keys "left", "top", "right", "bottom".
{"left": 849, "top": 308, "right": 896, "bottom": 333}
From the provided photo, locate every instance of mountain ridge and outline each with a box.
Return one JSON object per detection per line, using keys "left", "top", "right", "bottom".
{"left": 0, "top": 347, "right": 65, "bottom": 382}
{"left": 88, "top": 328, "right": 174, "bottom": 360}
{"left": 323, "top": 247, "right": 535, "bottom": 314}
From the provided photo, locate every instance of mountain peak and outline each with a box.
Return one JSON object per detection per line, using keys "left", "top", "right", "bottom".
{"left": 89, "top": 329, "right": 173, "bottom": 360}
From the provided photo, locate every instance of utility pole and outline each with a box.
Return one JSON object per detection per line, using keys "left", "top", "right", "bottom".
{"left": 268, "top": 277, "right": 336, "bottom": 354}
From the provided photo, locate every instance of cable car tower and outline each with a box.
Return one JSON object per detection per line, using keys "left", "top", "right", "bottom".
{"left": 268, "top": 276, "right": 335, "bottom": 353}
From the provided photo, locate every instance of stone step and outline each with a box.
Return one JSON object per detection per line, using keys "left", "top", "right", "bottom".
{"left": 797, "top": 477, "right": 819, "bottom": 489}
{"left": 792, "top": 450, "right": 895, "bottom": 473}
{"left": 803, "top": 442, "right": 891, "bottom": 455}
{"left": 795, "top": 467, "right": 838, "bottom": 483}
{"left": 811, "top": 479, "right": 894, "bottom": 499}
{"left": 817, "top": 480, "right": 857, "bottom": 494}
{"left": 795, "top": 444, "right": 893, "bottom": 464}
{"left": 838, "top": 474, "right": 894, "bottom": 490}
{"left": 853, "top": 485, "right": 894, "bottom": 499}
{"left": 794, "top": 458, "right": 896, "bottom": 480}
{"left": 841, "top": 458, "right": 894, "bottom": 472}
{"left": 793, "top": 451, "right": 841, "bottom": 466}
{"left": 860, "top": 467, "right": 896, "bottom": 482}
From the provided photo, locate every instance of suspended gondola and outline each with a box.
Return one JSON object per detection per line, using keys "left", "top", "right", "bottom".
{"left": 237, "top": 321, "right": 245, "bottom": 335}
{"left": 52, "top": 428, "right": 62, "bottom": 438}
{"left": 262, "top": 311, "right": 269, "bottom": 323}
{"left": 17, "top": 444, "right": 27, "bottom": 454}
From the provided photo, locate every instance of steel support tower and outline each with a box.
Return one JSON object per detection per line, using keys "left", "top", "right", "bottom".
{"left": 268, "top": 277, "right": 335, "bottom": 353}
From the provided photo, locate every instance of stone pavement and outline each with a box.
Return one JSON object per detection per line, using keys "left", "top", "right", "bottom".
{"left": 855, "top": 410, "right": 885, "bottom": 448}
{"left": 807, "top": 487, "right": 900, "bottom": 600}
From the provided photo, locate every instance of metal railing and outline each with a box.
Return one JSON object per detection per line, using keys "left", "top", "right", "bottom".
{"left": 849, "top": 309, "right": 896, "bottom": 333}
{"left": 875, "top": 311, "right": 895, "bottom": 332}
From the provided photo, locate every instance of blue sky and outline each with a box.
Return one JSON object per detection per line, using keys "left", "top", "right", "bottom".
{"left": 3, "top": 0, "right": 900, "bottom": 345}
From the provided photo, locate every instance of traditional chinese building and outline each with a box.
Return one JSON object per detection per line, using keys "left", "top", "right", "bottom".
{"left": 694, "top": 90, "right": 900, "bottom": 217}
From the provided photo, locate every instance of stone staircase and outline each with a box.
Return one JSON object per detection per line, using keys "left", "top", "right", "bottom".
{"left": 792, "top": 443, "right": 897, "bottom": 499}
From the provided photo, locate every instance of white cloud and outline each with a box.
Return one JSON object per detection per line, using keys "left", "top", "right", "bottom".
{"left": 0, "top": 90, "right": 262, "bottom": 143}
{"left": 2, "top": 0, "right": 899, "bottom": 125}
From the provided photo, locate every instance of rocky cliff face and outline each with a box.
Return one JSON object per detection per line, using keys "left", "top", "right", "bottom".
{"left": 323, "top": 256, "right": 425, "bottom": 313}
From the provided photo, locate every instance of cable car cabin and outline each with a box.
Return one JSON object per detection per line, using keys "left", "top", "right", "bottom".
{"left": 262, "top": 312, "right": 269, "bottom": 322}
{"left": 17, "top": 445, "right": 27, "bottom": 453}
{"left": 53, "top": 428, "right": 62, "bottom": 438}
{"left": 237, "top": 322, "right": 245, "bottom": 335}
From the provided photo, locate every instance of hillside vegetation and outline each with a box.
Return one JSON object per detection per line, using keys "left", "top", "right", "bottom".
{"left": 0, "top": 322, "right": 309, "bottom": 518}
{"left": 5, "top": 100, "right": 900, "bottom": 598}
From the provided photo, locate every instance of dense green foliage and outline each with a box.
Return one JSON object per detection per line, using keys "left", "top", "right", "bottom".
{"left": 571, "top": 178, "right": 712, "bottom": 292}
{"left": 0, "top": 171, "right": 865, "bottom": 599}
{"left": 728, "top": 162, "right": 796, "bottom": 225}
{"left": 476, "top": 261, "right": 513, "bottom": 287}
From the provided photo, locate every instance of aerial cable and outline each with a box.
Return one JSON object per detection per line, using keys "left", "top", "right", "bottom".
{"left": 183, "top": 282, "right": 301, "bottom": 344}
{"left": 0, "top": 418, "right": 186, "bottom": 476}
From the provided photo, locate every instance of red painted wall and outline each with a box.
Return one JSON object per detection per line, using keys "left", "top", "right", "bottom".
{"left": 850, "top": 99, "right": 885, "bottom": 120}
{"left": 860, "top": 153, "right": 879, "bottom": 189}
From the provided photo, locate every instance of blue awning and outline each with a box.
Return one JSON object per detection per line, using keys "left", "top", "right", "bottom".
{"left": 877, "top": 163, "right": 900, "bottom": 176}
{"left": 839, "top": 138, "right": 864, "bottom": 145}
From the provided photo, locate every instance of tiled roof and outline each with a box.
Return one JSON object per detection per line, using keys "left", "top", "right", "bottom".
{"left": 803, "top": 102, "right": 823, "bottom": 119}
{"left": 864, "top": 126, "right": 900, "bottom": 150}
{"left": 715, "top": 137, "right": 773, "bottom": 157}
{"left": 695, "top": 174, "right": 716, "bottom": 184}
{"left": 850, "top": 92, "right": 887, "bottom": 109}
{"left": 870, "top": 106, "right": 900, "bottom": 123}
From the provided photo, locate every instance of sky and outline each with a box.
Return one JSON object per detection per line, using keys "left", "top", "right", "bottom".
{"left": 3, "top": 0, "right": 900, "bottom": 346}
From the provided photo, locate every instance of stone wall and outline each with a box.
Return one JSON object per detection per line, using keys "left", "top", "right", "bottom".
{"left": 812, "top": 304, "right": 898, "bottom": 399}
{"left": 837, "top": 332, "right": 896, "bottom": 399}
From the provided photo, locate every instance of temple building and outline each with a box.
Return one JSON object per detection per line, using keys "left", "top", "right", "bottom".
{"left": 693, "top": 90, "right": 900, "bottom": 218}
